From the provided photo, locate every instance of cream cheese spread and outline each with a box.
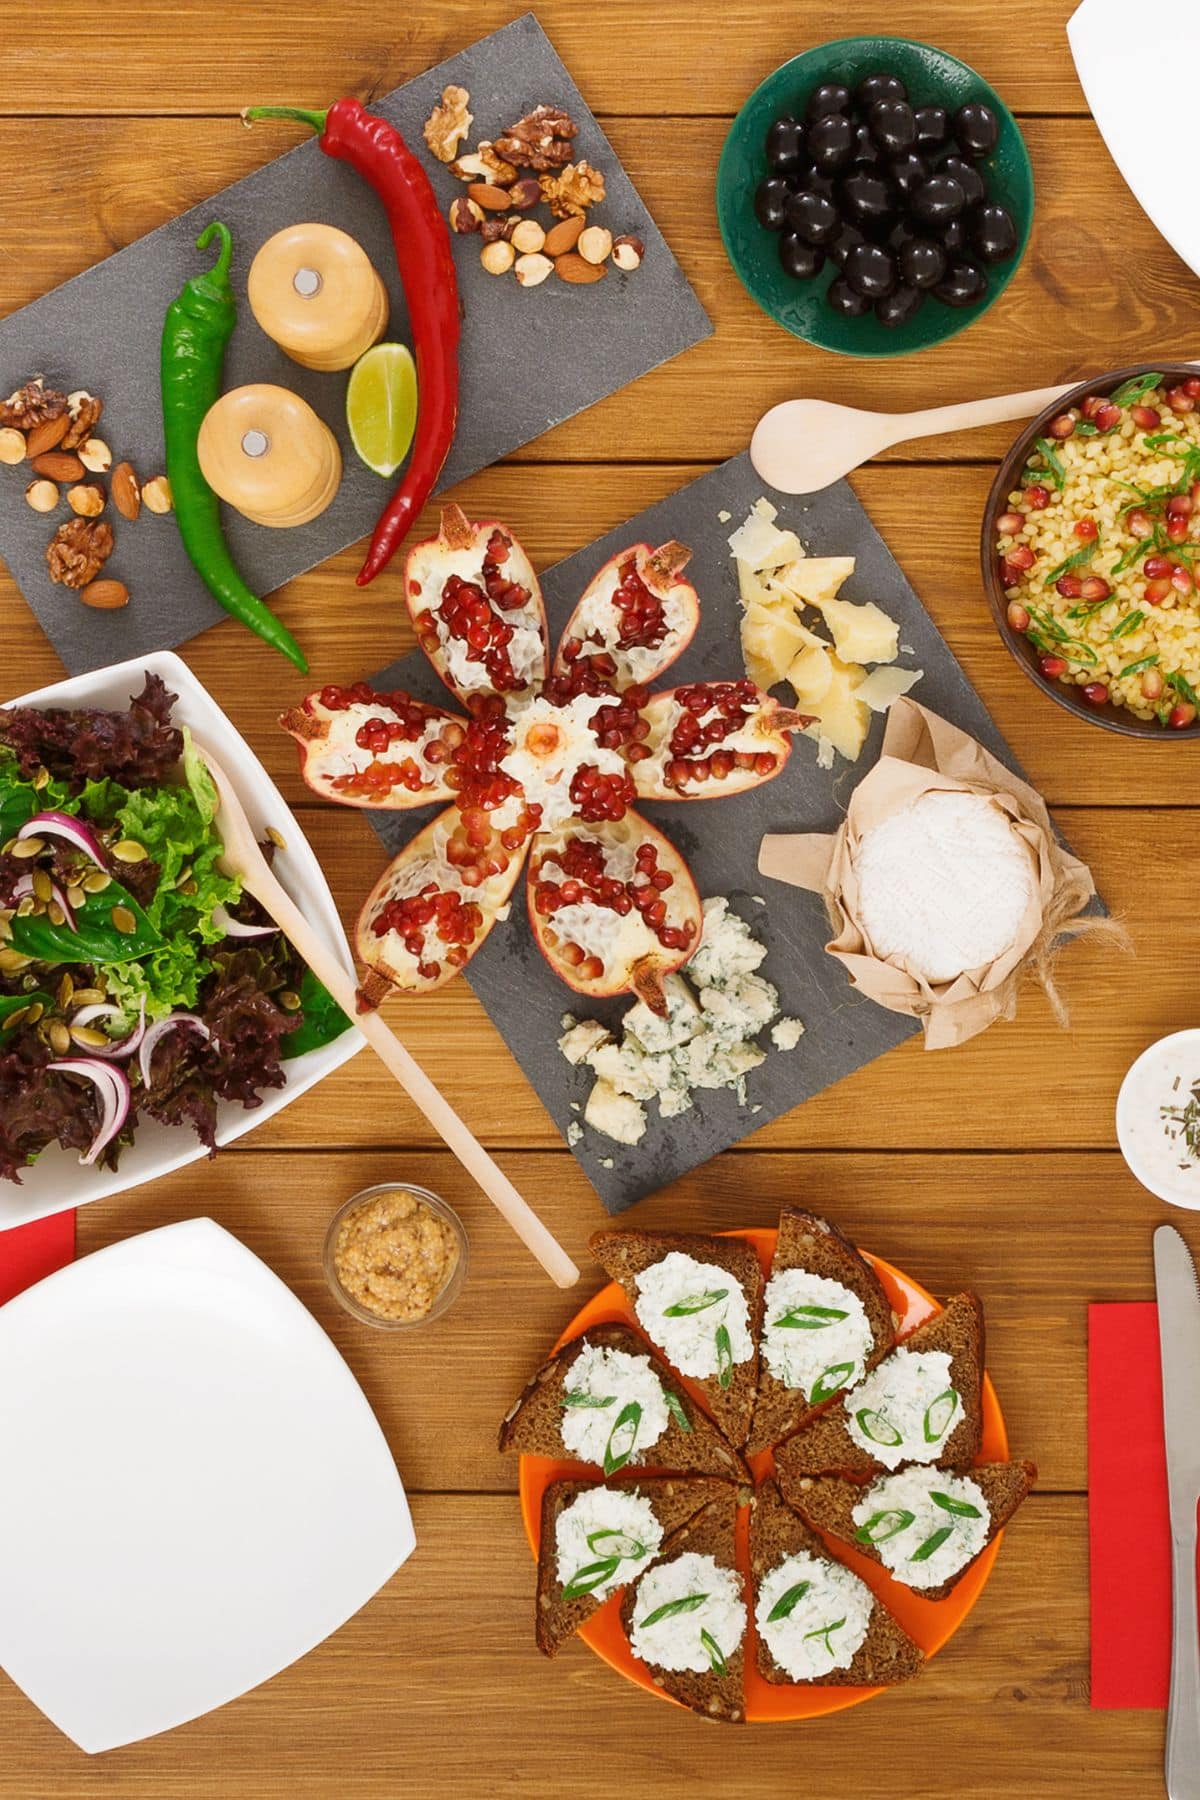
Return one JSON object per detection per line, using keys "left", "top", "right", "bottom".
{"left": 629, "top": 1551, "right": 746, "bottom": 1675}
{"left": 554, "top": 1486, "right": 663, "bottom": 1603}
{"left": 843, "top": 1346, "right": 963, "bottom": 1470}
{"left": 558, "top": 1342, "right": 670, "bottom": 1465}
{"left": 850, "top": 1466, "right": 990, "bottom": 1590}
{"left": 633, "top": 1251, "right": 753, "bottom": 1380}
{"left": 761, "top": 1269, "right": 873, "bottom": 1400}
{"left": 754, "top": 1550, "right": 873, "bottom": 1680}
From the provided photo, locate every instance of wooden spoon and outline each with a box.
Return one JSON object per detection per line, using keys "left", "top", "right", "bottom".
{"left": 750, "top": 380, "right": 1083, "bottom": 496}
{"left": 197, "top": 741, "right": 580, "bottom": 1290}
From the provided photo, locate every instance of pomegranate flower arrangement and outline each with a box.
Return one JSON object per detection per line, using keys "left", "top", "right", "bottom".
{"left": 283, "top": 505, "right": 813, "bottom": 1014}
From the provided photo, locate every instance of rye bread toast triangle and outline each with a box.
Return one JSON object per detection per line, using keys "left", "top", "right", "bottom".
{"left": 619, "top": 1489, "right": 746, "bottom": 1724}
{"left": 784, "top": 1460, "right": 1037, "bottom": 1602}
{"left": 589, "top": 1228, "right": 764, "bottom": 1449}
{"left": 535, "top": 1474, "right": 734, "bottom": 1656}
{"left": 750, "top": 1479, "right": 924, "bottom": 1687}
{"left": 774, "top": 1292, "right": 985, "bottom": 1485}
{"left": 498, "top": 1321, "right": 747, "bottom": 1479}
{"left": 747, "top": 1208, "right": 896, "bottom": 1456}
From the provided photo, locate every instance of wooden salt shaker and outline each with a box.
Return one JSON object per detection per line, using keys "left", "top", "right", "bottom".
{"left": 197, "top": 384, "right": 341, "bottom": 528}
{"left": 247, "top": 223, "right": 388, "bottom": 371}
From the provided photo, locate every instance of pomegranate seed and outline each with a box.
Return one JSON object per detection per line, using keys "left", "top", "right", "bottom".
{"left": 1007, "top": 543, "right": 1035, "bottom": 570}
{"left": 996, "top": 511, "right": 1025, "bottom": 534}
{"left": 1000, "top": 558, "right": 1025, "bottom": 587}
{"left": 1047, "top": 413, "right": 1076, "bottom": 439}
{"left": 1074, "top": 518, "right": 1098, "bottom": 540}
{"left": 1142, "top": 669, "right": 1164, "bottom": 699}
{"left": 1169, "top": 493, "right": 1194, "bottom": 518}
{"left": 1174, "top": 565, "right": 1195, "bottom": 593}
{"left": 1167, "top": 386, "right": 1196, "bottom": 414}
{"left": 1056, "top": 574, "right": 1084, "bottom": 599}
{"left": 1039, "top": 654, "right": 1068, "bottom": 678}
{"left": 1186, "top": 377, "right": 1200, "bottom": 398}
{"left": 1170, "top": 703, "right": 1197, "bottom": 728}
{"left": 1168, "top": 515, "right": 1190, "bottom": 544}
{"left": 1127, "top": 508, "right": 1153, "bottom": 538}
{"left": 1132, "top": 404, "right": 1161, "bottom": 430}
{"left": 1082, "top": 682, "right": 1109, "bottom": 705}
{"left": 1144, "top": 578, "right": 1172, "bottom": 605}
{"left": 1024, "top": 484, "right": 1051, "bottom": 511}
{"left": 1079, "top": 576, "right": 1111, "bottom": 602}
{"left": 1144, "top": 555, "right": 1173, "bottom": 578}
{"left": 1081, "top": 394, "right": 1104, "bottom": 420}
{"left": 1094, "top": 402, "right": 1121, "bottom": 432}
{"left": 1006, "top": 601, "right": 1030, "bottom": 631}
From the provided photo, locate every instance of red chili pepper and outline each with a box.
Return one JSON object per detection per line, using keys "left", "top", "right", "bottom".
{"left": 244, "top": 101, "right": 460, "bottom": 586}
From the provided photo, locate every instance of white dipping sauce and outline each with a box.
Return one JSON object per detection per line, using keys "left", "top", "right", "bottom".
{"left": 1117, "top": 1030, "right": 1200, "bottom": 1210}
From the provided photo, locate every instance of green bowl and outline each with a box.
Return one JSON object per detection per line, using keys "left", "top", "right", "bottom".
{"left": 716, "top": 36, "right": 1034, "bottom": 358}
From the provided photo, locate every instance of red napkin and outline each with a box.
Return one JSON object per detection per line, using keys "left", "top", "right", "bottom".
{"left": 0, "top": 1212, "right": 75, "bottom": 1307}
{"left": 1088, "top": 1301, "right": 1179, "bottom": 1708}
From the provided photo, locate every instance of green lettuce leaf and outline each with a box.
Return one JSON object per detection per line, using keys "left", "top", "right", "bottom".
{"left": 282, "top": 966, "right": 354, "bottom": 1059}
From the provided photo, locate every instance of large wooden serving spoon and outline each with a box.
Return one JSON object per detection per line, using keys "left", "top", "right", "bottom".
{"left": 197, "top": 741, "right": 580, "bottom": 1290}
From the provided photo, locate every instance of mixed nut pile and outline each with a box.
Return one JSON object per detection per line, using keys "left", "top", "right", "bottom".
{"left": 424, "top": 88, "right": 644, "bottom": 287}
{"left": 0, "top": 377, "right": 173, "bottom": 610}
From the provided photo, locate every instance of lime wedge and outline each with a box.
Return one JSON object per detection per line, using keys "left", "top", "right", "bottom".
{"left": 346, "top": 342, "right": 418, "bottom": 478}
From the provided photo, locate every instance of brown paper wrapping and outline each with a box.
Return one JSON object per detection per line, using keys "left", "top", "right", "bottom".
{"left": 759, "top": 698, "right": 1121, "bottom": 1050}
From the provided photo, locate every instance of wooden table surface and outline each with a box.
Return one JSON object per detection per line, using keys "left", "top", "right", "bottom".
{"left": 0, "top": 2, "right": 1190, "bottom": 1793}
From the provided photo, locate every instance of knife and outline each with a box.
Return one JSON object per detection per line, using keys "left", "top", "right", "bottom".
{"left": 1155, "top": 1223, "right": 1200, "bottom": 1800}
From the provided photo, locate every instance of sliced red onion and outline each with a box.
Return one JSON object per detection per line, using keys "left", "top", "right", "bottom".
{"left": 10, "top": 872, "right": 76, "bottom": 930}
{"left": 71, "top": 996, "right": 146, "bottom": 1060}
{"left": 18, "top": 810, "right": 107, "bottom": 869}
{"left": 211, "top": 901, "right": 278, "bottom": 939}
{"left": 48, "top": 1058, "right": 131, "bottom": 1166}
{"left": 138, "top": 1012, "right": 211, "bottom": 1090}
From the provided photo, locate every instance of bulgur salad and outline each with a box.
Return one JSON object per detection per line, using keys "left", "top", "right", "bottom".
{"left": 995, "top": 370, "right": 1200, "bottom": 727}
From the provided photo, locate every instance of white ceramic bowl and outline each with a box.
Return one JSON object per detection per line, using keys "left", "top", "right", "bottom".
{"left": 2, "top": 651, "right": 363, "bottom": 1230}
{"left": 1116, "top": 1028, "right": 1200, "bottom": 1211}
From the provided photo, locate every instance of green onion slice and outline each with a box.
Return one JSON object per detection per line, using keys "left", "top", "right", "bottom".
{"left": 910, "top": 1526, "right": 955, "bottom": 1563}
{"left": 586, "top": 1528, "right": 649, "bottom": 1558}
{"left": 766, "top": 1580, "right": 812, "bottom": 1622}
{"left": 1170, "top": 669, "right": 1200, "bottom": 708}
{"left": 640, "top": 1591, "right": 708, "bottom": 1628}
{"left": 923, "top": 1388, "right": 958, "bottom": 1443}
{"left": 1110, "top": 371, "right": 1162, "bottom": 406}
{"left": 663, "top": 1388, "right": 693, "bottom": 1433}
{"left": 930, "top": 1491, "right": 983, "bottom": 1519}
{"left": 1109, "top": 539, "right": 1146, "bottom": 577}
{"left": 772, "top": 1303, "right": 850, "bottom": 1330}
{"left": 854, "top": 1507, "right": 917, "bottom": 1544}
{"left": 700, "top": 1627, "right": 727, "bottom": 1675}
{"left": 1035, "top": 437, "right": 1067, "bottom": 489}
{"left": 804, "top": 1616, "right": 846, "bottom": 1654}
{"left": 603, "top": 1400, "right": 643, "bottom": 1475}
{"left": 1108, "top": 609, "right": 1145, "bottom": 640}
{"left": 561, "top": 1555, "right": 622, "bottom": 1600}
{"left": 1043, "top": 538, "right": 1099, "bottom": 586}
{"left": 855, "top": 1407, "right": 903, "bottom": 1447}
{"left": 715, "top": 1323, "right": 733, "bottom": 1390}
{"left": 1145, "top": 432, "right": 1189, "bottom": 449}
{"left": 663, "top": 1288, "right": 728, "bottom": 1317}
{"left": 1119, "top": 653, "right": 1159, "bottom": 679}
{"left": 811, "top": 1360, "right": 857, "bottom": 1404}
{"left": 562, "top": 1390, "right": 616, "bottom": 1409}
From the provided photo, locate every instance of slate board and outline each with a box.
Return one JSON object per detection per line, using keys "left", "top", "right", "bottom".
{"left": 0, "top": 13, "right": 710, "bottom": 675}
{"left": 365, "top": 452, "right": 1035, "bottom": 1213}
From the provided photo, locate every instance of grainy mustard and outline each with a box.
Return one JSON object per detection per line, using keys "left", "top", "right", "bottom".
{"left": 332, "top": 1187, "right": 460, "bottom": 1323}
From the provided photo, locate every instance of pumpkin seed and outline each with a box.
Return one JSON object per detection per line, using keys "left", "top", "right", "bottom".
{"left": 111, "top": 840, "right": 147, "bottom": 864}
{"left": 266, "top": 826, "right": 287, "bottom": 850}
{"left": 177, "top": 878, "right": 197, "bottom": 895}
{"left": 32, "top": 766, "right": 50, "bottom": 791}
{"left": 66, "top": 884, "right": 85, "bottom": 909}
{"left": 48, "top": 1021, "right": 71, "bottom": 1054}
{"left": 70, "top": 1024, "right": 112, "bottom": 1049}
{"left": 23, "top": 1002, "right": 43, "bottom": 1025}
{"left": 278, "top": 989, "right": 301, "bottom": 1011}
{"left": 111, "top": 905, "right": 137, "bottom": 935}
{"left": 57, "top": 972, "right": 74, "bottom": 1008}
{"left": 1, "top": 1006, "right": 27, "bottom": 1033}
{"left": 31, "top": 868, "right": 52, "bottom": 903}
{"left": 82, "top": 870, "right": 112, "bottom": 893}
{"left": 0, "top": 948, "right": 34, "bottom": 973}
{"left": 20, "top": 972, "right": 39, "bottom": 991}
{"left": 10, "top": 837, "right": 43, "bottom": 859}
{"left": 0, "top": 912, "right": 11, "bottom": 942}
{"left": 47, "top": 901, "right": 65, "bottom": 926}
{"left": 175, "top": 864, "right": 193, "bottom": 888}
{"left": 71, "top": 987, "right": 106, "bottom": 1006}
{"left": 14, "top": 897, "right": 36, "bottom": 917}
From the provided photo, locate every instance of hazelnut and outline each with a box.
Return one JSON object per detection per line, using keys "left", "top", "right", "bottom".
{"left": 67, "top": 482, "right": 106, "bottom": 518}
{"left": 510, "top": 218, "right": 546, "bottom": 255}
{"left": 78, "top": 437, "right": 112, "bottom": 473}
{"left": 25, "top": 478, "right": 59, "bottom": 512}
{"left": 578, "top": 226, "right": 613, "bottom": 266}
{"left": 141, "top": 475, "right": 174, "bottom": 514}
{"left": 612, "top": 234, "right": 645, "bottom": 271}
{"left": 0, "top": 427, "right": 26, "bottom": 465}
{"left": 479, "top": 216, "right": 512, "bottom": 245}
{"left": 448, "top": 196, "right": 483, "bottom": 234}
{"left": 480, "top": 239, "right": 516, "bottom": 276}
{"left": 507, "top": 177, "right": 542, "bottom": 210}
{"left": 514, "top": 252, "right": 554, "bottom": 288}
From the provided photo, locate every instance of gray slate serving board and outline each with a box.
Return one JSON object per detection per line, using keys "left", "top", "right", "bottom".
{"left": 0, "top": 13, "right": 710, "bottom": 675}
{"left": 366, "top": 452, "right": 1031, "bottom": 1213}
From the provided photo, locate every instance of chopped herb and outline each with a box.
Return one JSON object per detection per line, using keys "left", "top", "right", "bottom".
{"left": 930, "top": 1491, "right": 984, "bottom": 1519}
{"left": 1145, "top": 432, "right": 1189, "bottom": 449}
{"left": 1170, "top": 669, "right": 1200, "bottom": 708}
{"left": 766, "top": 1580, "right": 812, "bottom": 1622}
{"left": 663, "top": 1388, "right": 693, "bottom": 1433}
{"left": 1065, "top": 595, "right": 1116, "bottom": 621}
{"left": 804, "top": 1616, "right": 847, "bottom": 1654}
{"left": 700, "top": 1628, "right": 727, "bottom": 1675}
{"left": 715, "top": 1323, "right": 733, "bottom": 1390}
{"left": 603, "top": 1400, "right": 643, "bottom": 1475}
{"left": 772, "top": 1303, "right": 850, "bottom": 1330}
{"left": 1108, "top": 610, "right": 1145, "bottom": 640}
{"left": 663, "top": 1288, "right": 728, "bottom": 1317}
{"left": 811, "top": 1360, "right": 857, "bottom": 1403}
{"left": 1035, "top": 437, "right": 1067, "bottom": 489}
{"left": 640, "top": 1591, "right": 708, "bottom": 1628}
{"left": 1119, "top": 653, "right": 1159, "bottom": 679}
{"left": 561, "top": 1556, "right": 622, "bottom": 1600}
{"left": 910, "top": 1526, "right": 955, "bottom": 1563}
{"left": 562, "top": 1390, "right": 617, "bottom": 1409}
{"left": 854, "top": 1507, "right": 917, "bottom": 1544}
{"left": 1074, "top": 420, "right": 1099, "bottom": 437}
{"left": 1161, "top": 1078, "right": 1200, "bottom": 1163}
{"left": 923, "top": 1388, "right": 958, "bottom": 1443}
{"left": 1110, "top": 371, "right": 1163, "bottom": 406}
{"left": 1109, "top": 539, "right": 1147, "bottom": 577}
{"left": 1019, "top": 463, "right": 1044, "bottom": 488}
{"left": 1043, "top": 539, "right": 1099, "bottom": 586}
{"left": 1025, "top": 605, "right": 1070, "bottom": 643}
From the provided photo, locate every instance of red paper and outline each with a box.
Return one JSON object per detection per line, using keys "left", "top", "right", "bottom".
{"left": 0, "top": 1212, "right": 76, "bottom": 1307}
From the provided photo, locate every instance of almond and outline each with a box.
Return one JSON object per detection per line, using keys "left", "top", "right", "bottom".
{"left": 554, "top": 252, "right": 607, "bottom": 285}
{"left": 543, "top": 215, "right": 585, "bottom": 256}
{"left": 111, "top": 461, "right": 141, "bottom": 520}
{"left": 80, "top": 578, "right": 129, "bottom": 610}
{"left": 466, "top": 182, "right": 513, "bottom": 212}
{"left": 24, "top": 413, "right": 70, "bottom": 458}
{"left": 31, "top": 449, "right": 84, "bottom": 481}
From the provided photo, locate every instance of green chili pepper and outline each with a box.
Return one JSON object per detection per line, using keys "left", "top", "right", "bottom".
{"left": 930, "top": 1491, "right": 983, "bottom": 1519}
{"left": 160, "top": 222, "right": 308, "bottom": 671}
{"left": 560, "top": 1556, "right": 622, "bottom": 1601}
{"left": 854, "top": 1507, "right": 916, "bottom": 1544}
{"left": 811, "top": 1361, "right": 857, "bottom": 1403}
{"left": 855, "top": 1408, "right": 903, "bottom": 1447}
{"left": 923, "top": 1388, "right": 958, "bottom": 1442}
{"left": 603, "top": 1400, "right": 643, "bottom": 1475}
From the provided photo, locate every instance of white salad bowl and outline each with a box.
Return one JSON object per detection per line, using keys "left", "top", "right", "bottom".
{"left": 1116, "top": 1028, "right": 1200, "bottom": 1212}
{"left": 1, "top": 650, "right": 363, "bottom": 1229}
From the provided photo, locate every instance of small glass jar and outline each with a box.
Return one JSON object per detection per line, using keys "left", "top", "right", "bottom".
{"left": 323, "top": 1182, "right": 468, "bottom": 1330}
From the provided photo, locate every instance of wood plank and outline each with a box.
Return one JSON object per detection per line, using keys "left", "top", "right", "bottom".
{"left": 0, "top": 2, "right": 1090, "bottom": 118}
{"left": 75, "top": 1147, "right": 1176, "bottom": 1495}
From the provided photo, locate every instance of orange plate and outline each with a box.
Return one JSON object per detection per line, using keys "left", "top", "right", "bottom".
{"left": 519, "top": 1227, "right": 1009, "bottom": 1722}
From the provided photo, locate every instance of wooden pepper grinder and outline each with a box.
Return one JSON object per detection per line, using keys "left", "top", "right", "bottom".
{"left": 197, "top": 384, "right": 341, "bottom": 528}
{"left": 247, "top": 223, "right": 388, "bottom": 371}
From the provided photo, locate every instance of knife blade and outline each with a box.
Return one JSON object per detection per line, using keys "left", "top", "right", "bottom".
{"left": 1154, "top": 1223, "right": 1200, "bottom": 1800}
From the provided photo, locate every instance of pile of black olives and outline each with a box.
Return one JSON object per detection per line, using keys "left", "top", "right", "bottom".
{"left": 754, "top": 70, "right": 1019, "bottom": 327}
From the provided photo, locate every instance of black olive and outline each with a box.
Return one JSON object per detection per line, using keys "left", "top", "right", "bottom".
{"left": 913, "top": 104, "right": 950, "bottom": 153}
{"left": 889, "top": 150, "right": 929, "bottom": 201}
{"left": 941, "top": 154, "right": 986, "bottom": 209}
{"left": 808, "top": 111, "right": 856, "bottom": 172}
{"left": 766, "top": 116, "right": 806, "bottom": 174}
{"left": 805, "top": 82, "right": 852, "bottom": 124}
{"left": 828, "top": 221, "right": 868, "bottom": 268}
{"left": 778, "top": 232, "right": 826, "bottom": 280}
{"left": 789, "top": 164, "right": 836, "bottom": 200}
{"left": 911, "top": 174, "right": 967, "bottom": 227}
{"left": 754, "top": 176, "right": 792, "bottom": 231}
{"left": 849, "top": 121, "right": 882, "bottom": 165}
{"left": 876, "top": 283, "right": 924, "bottom": 328}
{"left": 933, "top": 260, "right": 989, "bottom": 307}
{"left": 940, "top": 216, "right": 968, "bottom": 255}
{"left": 856, "top": 71, "right": 907, "bottom": 107}
{"left": 899, "top": 235, "right": 947, "bottom": 290}
{"left": 785, "top": 187, "right": 841, "bottom": 246}
{"left": 844, "top": 241, "right": 897, "bottom": 300}
{"left": 868, "top": 99, "right": 917, "bottom": 156}
{"left": 887, "top": 219, "right": 915, "bottom": 253}
{"left": 953, "top": 101, "right": 1000, "bottom": 160}
{"left": 973, "top": 202, "right": 1019, "bottom": 263}
{"left": 839, "top": 169, "right": 895, "bottom": 236}
{"left": 826, "top": 275, "right": 872, "bottom": 318}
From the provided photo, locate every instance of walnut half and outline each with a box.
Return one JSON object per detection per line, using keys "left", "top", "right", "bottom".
{"left": 496, "top": 104, "right": 577, "bottom": 172}
{"left": 45, "top": 517, "right": 114, "bottom": 589}
{"left": 539, "top": 160, "right": 606, "bottom": 220}
{"left": 0, "top": 378, "right": 67, "bottom": 431}
{"left": 423, "top": 84, "right": 473, "bottom": 163}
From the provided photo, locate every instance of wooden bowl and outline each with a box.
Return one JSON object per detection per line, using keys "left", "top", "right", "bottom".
{"left": 980, "top": 361, "right": 1200, "bottom": 740}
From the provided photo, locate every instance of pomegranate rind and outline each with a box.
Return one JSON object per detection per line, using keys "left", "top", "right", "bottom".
{"left": 281, "top": 690, "right": 463, "bottom": 811}
{"left": 404, "top": 509, "right": 549, "bottom": 703}
{"left": 629, "top": 683, "right": 813, "bottom": 801}
{"left": 355, "top": 803, "right": 528, "bottom": 997}
{"left": 553, "top": 542, "right": 700, "bottom": 691}
{"left": 526, "top": 810, "right": 702, "bottom": 1010}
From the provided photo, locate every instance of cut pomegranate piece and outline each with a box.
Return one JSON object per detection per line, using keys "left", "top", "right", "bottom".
{"left": 552, "top": 540, "right": 699, "bottom": 690}
{"left": 527, "top": 811, "right": 702, "bottom": 1015}
{"left": 627, "top": 681, "right": 814, "bottom": 799}
{"left": 355, "top": 802, "right": 530, "bottom": 1005}
{"left": 280, "top": 683, "right": 467, "bottom": 810}
{"left": 404, "top": 504, "right": 549, "bottom": 701}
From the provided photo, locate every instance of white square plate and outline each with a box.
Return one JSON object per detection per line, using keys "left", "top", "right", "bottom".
{"left": 0, "top": 1217, "right": 415, "bottom": 1752}
{"left": 2, "top": 650, "right": 363, "bottom": 1229}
